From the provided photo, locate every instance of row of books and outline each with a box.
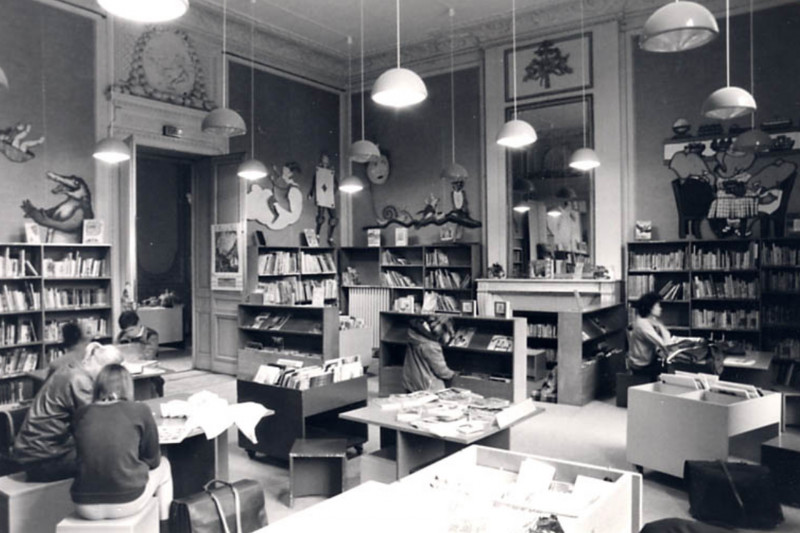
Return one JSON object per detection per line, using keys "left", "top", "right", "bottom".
{"left": 44, "top": 346, "right": 66, "bottom": 367}
{"left": 527, "top": 323, "right": 557, "bottom": 338}
{"left": 659, "top": 371, "right": 762, "bottom": 399}
{"left": 0, "top": 380, "right": 27, "bottom": 405}
{"left": 43, "top": 254, "right": 108, "bottom": 278}
{"left": 421, "top": 291, "right": 460, "bottom": 314}
{"left": 425, "top": 249, "right": 452, "bottom": 266}
{"left": 43, "top": 317, "right": 108, "bottom": 341}
{"left": 692, "top": 275, "right": 758, "bottom": 299}
{"left": 629, "top": 251, "right": 685, "bottom": 271}
{"left": 0, "top": 348, "right": 39, "bottom": 376}
{"left": 0, "top": 283, "right": 40, "bottom": 312}
{"left": 381, "top": 270, "right": 417, "bottom": 287}
{"left": 762, "top": 243, "right": 799, "bottom": 267}
{"left": 775, "top": 338, "right": 800, "bottom": 360}
{"left": 424, "top": 269, "right": 470, "bottom": 289}
{"left": 691, "top": 309, "right": 759, "bottom": 330}
{"left": 763, "top": 304, "right": 800, "bottom": 326}
{"left": 257, "top": 251, "right": 298, "bottom": 276}
{"left": 249, "top": 313, "right": 291, "bottom": 331}
{"left": 299, "top": 252, "right": 336, "bottom": 274}
{"left": 0, "top": 320, "right": 37, "bottom": 345}
{"left": 763, "top": 271, "right": 800, "bottom": 292}
{"left": 256, "top": 279, "right": 337, "bottom": 305}
{"left": 0, "top": 248, "right": 38, "bottom": 278}
{"left": 251, "top": 355, "right": 362, "bottom": 390}
{"left": 381, "top": 249, "right": 411, "bottom": 265}
{"left": 43, "top": 287, "right": 108, "bottom": 309}
{"left": 690, "top": 244, "right": 758, "bottom": 270}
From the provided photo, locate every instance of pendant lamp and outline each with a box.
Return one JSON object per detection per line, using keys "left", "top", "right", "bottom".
{"left": 441, "top": 9, "right": 468, "bottom": 180}
{"left": 97, "top": 0, "right": 188, "bottom": 23}
{"left": 351, "top": 0, "right": 381, "bottom": 163}
{"left": 569, "top": 0, "right": 599, "bottom": 172}
{"left": 640, "top": 1, "right": 719, "bottom": 52}
{"left": 513, "top": 204, "right": 531, "bottom": 214}
{"left": 702, "top": 0, "right": 756, "bottom": 120}
{"left": 0, "top": 67, "right": 8, "bottom": 90}
{"left": 732, "top": 0, "right": 770, "bottom": 154}
{"left": 94, "top": 16, "right": 130, "bottom": 165}
{"left": 203, "top": 0, "right": 246, "bottom": 137}
{"left": 238, "top": 0, "right": 267, "bottom": 181}
{"left": 371, "top": 0, "right": 427, "bottom": 108}
{"left": 341, "top": 37, "right": 364, "bottom": 194}
{"left": 497, "top": 0, "right": 536, "bottom": 149}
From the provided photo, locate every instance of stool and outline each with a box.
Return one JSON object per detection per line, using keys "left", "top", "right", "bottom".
{"left": 615, "top": 372, "right": 653, "bottom": 408}
{"left": 761, "top": 432, "right": 800, "bottom": 507}
{"left": 289, "top": 438, "right": 346, "bottom": 507}
{"left": 0, "top": 472, "right": 74, "bottom": 533}
{"left": 57, "top": 495, "right": 159, "bottom": 532}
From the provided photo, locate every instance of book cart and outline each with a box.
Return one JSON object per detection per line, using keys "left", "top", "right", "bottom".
{"left": 236, "top": 304, "right": 367, "bottom": 461}
{"left": 378, "top": 311, "right": 526, "bottom": 403}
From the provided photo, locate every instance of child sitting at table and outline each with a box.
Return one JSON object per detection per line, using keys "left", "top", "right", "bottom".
{"left": 70, "top": 364, "right": 173, "bottom": 527}
{"left": 116, "top": 310, "right": 159, "bottom": 360}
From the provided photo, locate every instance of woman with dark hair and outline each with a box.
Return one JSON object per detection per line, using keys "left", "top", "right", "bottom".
{"left": 628, "top": 291, "right": 674, "bottom": 380}
{"left": 70, "top": 364, "right": 172, "bottom": 525}
{"left": 402, "top": 315, "right": 457, "bottom": 392}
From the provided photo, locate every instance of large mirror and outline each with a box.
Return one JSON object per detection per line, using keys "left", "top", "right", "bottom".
{"left": 507, "top": 95, "right": 595, "bottom": 277}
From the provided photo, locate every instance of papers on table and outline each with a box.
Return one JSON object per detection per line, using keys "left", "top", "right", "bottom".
{"left": 157, "top": 423, "right": 192, "bottom": 445}
{"left": 121, "top": 359, "right": 159, "bottom": 375}
{"left": 158, "top": 391, "right": 271, "bottom": 442}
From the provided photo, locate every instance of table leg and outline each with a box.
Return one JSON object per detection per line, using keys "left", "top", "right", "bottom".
{"left": 216, "top": 430, "right": 229, "bottom": 481}
{"left": 396, "top": 431, "right": 446, "bottom": 479}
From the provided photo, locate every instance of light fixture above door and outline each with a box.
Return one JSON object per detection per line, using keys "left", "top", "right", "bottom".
{"left": 497, "top": 0, "right": 536, "bottom": 149}
{"left": 640, "top": 1, "right": 719, "bottom": 52}
{"left": 97, "top": 0, "right": 189, "bottom": 23}
{"left": 203, "top": 0, "right": 246, "bottom": 137}
{"left": 371, "top": 0, "right": 427, "bottom": 108}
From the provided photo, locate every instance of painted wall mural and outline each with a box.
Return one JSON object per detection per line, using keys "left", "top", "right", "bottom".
{"left": 246, "top": 163, "right": 305, "bottom": 231}
{"left": 20, "top": 172, "right": 94, "bottom": 244}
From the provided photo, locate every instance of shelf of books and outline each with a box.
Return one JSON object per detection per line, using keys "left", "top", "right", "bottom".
{"left": 236, "top": 328, "right": 368, "bottom": 461}
{"left": 628, "top": 238, "right": 800, "bottom": 385}
{"left": 248, "top": 246, "right": 339, "bottom": 306}
{"left": 378, "top": 311, "right": 526, "bottom": 403}
{"left": 340, "top": 243, "right": 480, "bottom": 315}
{"left": 0, "top": 243, "right": 111, "bottom": 385}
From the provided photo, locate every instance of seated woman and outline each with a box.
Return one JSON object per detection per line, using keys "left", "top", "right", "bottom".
{"left": 402, "top": 315, "right": 456, "bottom": 392}
{"left": 70, "top": 364, "right": 172, "bottom": 525}
{"left": 628, "top": 292, "right": 674, "bottom": 381}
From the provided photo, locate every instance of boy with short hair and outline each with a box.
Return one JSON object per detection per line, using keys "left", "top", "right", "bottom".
{"left": 116, "top": 310, "right": 159, "bottom": 361}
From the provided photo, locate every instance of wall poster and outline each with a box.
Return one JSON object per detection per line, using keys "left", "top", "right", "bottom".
{"left": 211, "top": 222, "right": 244, "bottom": 291}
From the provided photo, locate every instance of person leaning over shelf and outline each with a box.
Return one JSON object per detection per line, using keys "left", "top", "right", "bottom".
{"left": 12, "top": 343, "right": 123, "bottom": 482}
{"left": 70, "top": 364, "right": 173, "bottom": 527}
{"left": 116, "top": 310, "right": 159, "bottom": 360}
{"left": 627, "top": 291, "right": 673, "bottom": 381}
{"left": 402, "top": 315, "right": 458, "bottom": 392}
{"left": 47, "top": 322, "right": 91, "bottom": 378}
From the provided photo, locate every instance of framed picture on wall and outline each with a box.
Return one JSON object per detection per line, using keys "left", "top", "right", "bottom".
{"left": 211, "top": 223, "right": 244, "bottom": 291}
{"left": 504, "top": 33, "right": 592, "bottom": 102}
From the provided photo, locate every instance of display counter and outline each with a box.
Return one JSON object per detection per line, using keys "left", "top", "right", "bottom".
{"left": 477, "top": 278, "right": 622, "bottom": 316}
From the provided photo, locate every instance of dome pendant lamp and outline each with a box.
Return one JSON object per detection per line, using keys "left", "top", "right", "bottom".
{"left": 203, "top": 0, "right": 246, "bottom": 137}
{"left": 640, "top": 1, "right": 719, "bottom": 53}
{"left": 497, "top": 0, "right": 536, "bottom": 149}
{"left": 441, "top": 9, "right": 468, "bottom": 181}
{"left": 351, "top": 0, "right": 381, "bottom": 163}
{"left": 94, "top": 15, "right": 131, "bottom": 165}
{"left": 732, "top": 0, "right": 770, "bottom": 154}
{"left": 702, "top": 0, "right": 756, "bottom": 120}
{"left": 371, "top": 0, "right": 427, "bottom": 108}
{"left": 569, "top": 0, "right": 599, "bottom": 172}
{"left": 341, "top": 37, "right": 364, "bottom": 194}
{"left": 98, "top": 0, "right": 188, "bottom": 23}
{"left": 237, "top": 0, "right": 267, "bottom": 181}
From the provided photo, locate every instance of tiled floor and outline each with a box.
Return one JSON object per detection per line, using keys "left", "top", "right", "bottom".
{"left": 166, "top": 369, "right": 800, "bottom": 531}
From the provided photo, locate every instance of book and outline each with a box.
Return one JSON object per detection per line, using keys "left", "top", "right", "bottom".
{"left": 367, "top": 228, "right": 381, "bottom": 247}
{"left": 395, "top": 227, "right": 408, "bottom": 246}
{"left": 450, "top": 327, "right": 476, "bottom": 348}
{"left": 82, "top": 219, "right": 105, "bottom": 244}
{"left": 303, "top": 229, "right": 319, "bottom": 247}
{"left": 487, "top": 335, "right": 513, "bottom": 352}
{"left": 24, "top": 222, "right": 40, "bottom": 244}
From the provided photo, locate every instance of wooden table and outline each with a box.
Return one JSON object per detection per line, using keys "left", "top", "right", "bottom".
{"left": 340, "top": 402, "right": 543, "bottom": 479}
{"left": 722, "top": 350, "right": 776, "bottom": 388}
{"left": 28, "top": 365, "right": 167, "bottom": 401}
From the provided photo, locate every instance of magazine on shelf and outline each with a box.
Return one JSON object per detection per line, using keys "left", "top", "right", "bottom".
{"left": 487, "top": 335, "right": 513, "bottom": 352}
{"left": 450, "top": 327, "right": 476, "bottom": 348}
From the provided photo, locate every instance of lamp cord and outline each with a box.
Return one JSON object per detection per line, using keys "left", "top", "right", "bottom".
{"left": 250, "top": 0, "right": 255, "bottom": 157}
{"left": 580, "top": 0, "right": 587, "bottom": 148}
{"left": 395, "top": 0, "right": 401, "bottom": 69}
{"left": 512, "top": 0, "right": 518, "bottom": 118}
{"left": 222, "top": 0, "right": 228, "bottom": 105}
{"left": 40, "top": 11, "right": 49, "bottom": 159}
{"left": 449, "top": 9, "right": 455, "bottom": 165}
{"left": 749, "top": 0, "right": 754, "bottom": 128}
{"left": 348, "top": 35, "right": 354, "bottom": 175}
{"left": 726, "top": 0, "right": 730, "bottom": 88}
{"left": 360, "top": 0, "right": 366, "bottom": 141}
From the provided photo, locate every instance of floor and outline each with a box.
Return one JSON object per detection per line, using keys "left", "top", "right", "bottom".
{"left": 163, "top": 365, "right": 800, "bottom": 532}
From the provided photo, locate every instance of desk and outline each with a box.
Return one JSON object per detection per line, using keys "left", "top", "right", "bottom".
{"left": 28, "top": 366, "right": 167, "bottom": 401}
{"left": 340, "top": 403, "right": 542, "bottom": 479}
{"left": 722, "top": 350, "right": 776, "bottom": 388}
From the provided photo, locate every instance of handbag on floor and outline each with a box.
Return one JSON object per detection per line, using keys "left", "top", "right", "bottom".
{"left": 684, "top": 460, "right": 783, "bottom": 529}
{"left": 169, "top": 479, "right": 268, "bottom": 533}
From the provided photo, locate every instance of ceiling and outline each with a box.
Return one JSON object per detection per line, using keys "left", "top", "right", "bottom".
{"left": 198, "top": 0, "right": 563, "bottom": 57}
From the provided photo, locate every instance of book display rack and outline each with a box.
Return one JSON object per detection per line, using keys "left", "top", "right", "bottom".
{"left": 378, "top": 311, "right": 526, "bottom": 402}
{"left": 0, "top": 243, "right": 111, "bottom": 408}
{"left": 247, "top": 246, "right": 338, "bottom": 306}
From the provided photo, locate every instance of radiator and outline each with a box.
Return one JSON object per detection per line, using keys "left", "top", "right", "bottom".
{"left": 347, "top": 287, "right": 391, "bottom": 348}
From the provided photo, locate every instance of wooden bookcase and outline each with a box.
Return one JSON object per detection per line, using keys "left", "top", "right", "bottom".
{"left": 378, "top": 311, "right": 526, "bottom": 402}
{"left": 339, "top": 243, "right": 480, "bottom": 314}
{"left": 514, "top": 304, "right": 627, "bottom": 406}
{"left": 0, "top": 243, "right": 112, "bottom": 411}
{"left": 246, "top": 246, "right": 338, "bottom": 306}
{"left": 238, "top": 303, "right": 339, "bottom": 361}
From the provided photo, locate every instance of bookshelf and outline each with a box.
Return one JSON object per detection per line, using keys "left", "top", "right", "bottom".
{"left": 378, "top": 311, "right": 526, "bottom": 402}
{"left": 0, "top": 243, "right": 111, "bottom": 390}
{"left": 238, "top": 303, "right": 339, "bottom": 361}
{"left": 247, "top": 246, "right": 338, "bottom": 306}
{"left": 340, "top": 243, "right": 480, "bottom": 315}
{"left": 627, "top": 238, "right": 800, "bottom": 382}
